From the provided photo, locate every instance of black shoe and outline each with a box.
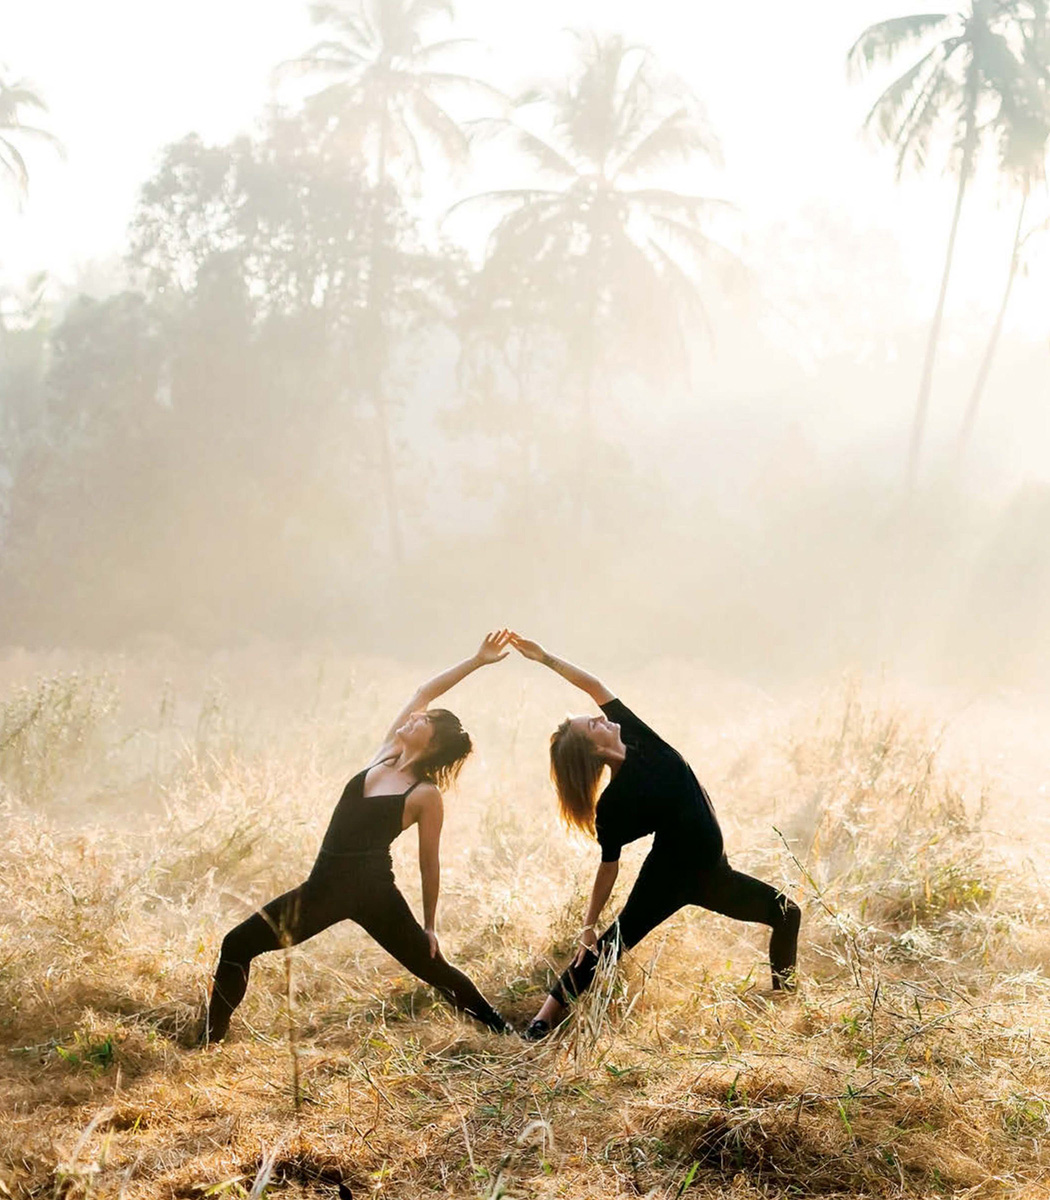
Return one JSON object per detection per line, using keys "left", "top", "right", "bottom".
{"left": 772, "top": 968, "right": 799, "bottom": 994}
{"left": 189, "top": 1021, "right": 211, "bottom": 1050}
{"left": 523, "top": 1019, "right": 551, "bottom": 1042}
{"left": 192, "top": 1011, "right": 228, "bottom": 1048}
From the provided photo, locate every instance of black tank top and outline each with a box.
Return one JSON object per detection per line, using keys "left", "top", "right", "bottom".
{"left": 312, "top": 762, "right": 423, "bottom": 869}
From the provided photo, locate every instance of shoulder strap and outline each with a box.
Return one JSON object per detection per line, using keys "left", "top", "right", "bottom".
{"left": 365, "top": 755, "right": 398, "bottom": 772}
{"left": 402, "top": 778, "right": 427, "bottom": 800}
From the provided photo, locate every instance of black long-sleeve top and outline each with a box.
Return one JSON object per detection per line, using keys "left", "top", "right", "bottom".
{"left": 594, "top": 698, "right": 724, "bottom": 865}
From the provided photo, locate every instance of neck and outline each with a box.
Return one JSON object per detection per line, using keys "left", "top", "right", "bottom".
{"left": 603, "top": 742, "right": 626, "bottom": 774}
{"left": 392, "top": 744, "right": 424, "bottom": 777}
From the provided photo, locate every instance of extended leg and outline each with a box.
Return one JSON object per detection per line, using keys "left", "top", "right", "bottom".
{"left": 205, "top": 882, "right": 341, "bottom": 1043}
{"left": 354, "top": 887, "right": 509, "bottom": 1032}
{"left": 695, "top": 858, "right": 801, "bottom": 989}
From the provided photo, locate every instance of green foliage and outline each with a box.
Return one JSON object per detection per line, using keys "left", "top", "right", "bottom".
{"left": 848, "top": 4, "right": 1029, "bottom": 180}
{"left": 55, "top": 1034, "right": 116, "bottom": 1072}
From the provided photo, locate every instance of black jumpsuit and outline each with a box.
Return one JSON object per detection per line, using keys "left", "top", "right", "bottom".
{"left": 205, "top": 763, "right": 508, "bottom": 1040}
{"left": 549, "top": 699, "right": 800, "bottom": 1005}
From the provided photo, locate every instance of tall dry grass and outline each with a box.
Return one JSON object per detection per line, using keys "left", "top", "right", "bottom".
{"left": 0, "top": 652, "right": 1048, "bottom": 1198}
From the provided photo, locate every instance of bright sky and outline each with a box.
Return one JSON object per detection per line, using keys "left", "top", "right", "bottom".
{"left": 0, "top": 1, "right": 1045, "bottom": 332}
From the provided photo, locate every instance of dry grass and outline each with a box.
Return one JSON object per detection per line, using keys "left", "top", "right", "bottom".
{"left": 1, "top": 651, "right": 1048, "bottom": 1199}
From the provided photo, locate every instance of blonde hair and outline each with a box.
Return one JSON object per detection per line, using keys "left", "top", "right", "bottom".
{"left": 549, "top": 718, "right": 604, "bottom": 837}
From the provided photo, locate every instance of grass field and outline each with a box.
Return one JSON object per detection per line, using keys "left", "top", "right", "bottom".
{"left": 1, "top": 648, "right": 1048, "bottom": 1198}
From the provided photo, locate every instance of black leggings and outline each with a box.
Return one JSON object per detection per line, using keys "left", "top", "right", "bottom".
{"left": 206, "top": 870, "right": 507, "bottom": 1041}
{"left": 550, "top": 850, "right": 800, "bottom": 1005}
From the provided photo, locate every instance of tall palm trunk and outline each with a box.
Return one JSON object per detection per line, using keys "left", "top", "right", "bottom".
{"left": 574, "top": 217, "right": 609, "bottom": 528}
{"left": 906, "top": 115, "right": 976, "bottom": 492}
{"left": 575, "top": 270, "right": 601, "bottom": 531}
{"left": 366, "top": 112, "right": 404, "bottom": 564}
{"left": 955, "top": 187, "right": 1028, "bottom": 463}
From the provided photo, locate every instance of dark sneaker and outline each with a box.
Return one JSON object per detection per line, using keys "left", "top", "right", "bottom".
{"left": 523, "top": 1019, "right": 551, "bottom": 1042}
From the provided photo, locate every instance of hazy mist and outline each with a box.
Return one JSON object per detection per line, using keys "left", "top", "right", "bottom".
{"left": 1, "top": 1, "right": 1049, "bottom": 688}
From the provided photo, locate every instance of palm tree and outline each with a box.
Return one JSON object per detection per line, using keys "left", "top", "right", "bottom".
{"left": 0, "top": 72, "right": 59, "bottom": 201}
{"left": 848, "top": 3, "right": 1024, "bottom": 490}
{"left": 460, "top": 33, "right": 733, "bottom": 442}
{"left": 957, "top": 0, "right": 1050, "bottom": 458}
{"left": 289, "top": 0, "right": 499, "bottom": 561}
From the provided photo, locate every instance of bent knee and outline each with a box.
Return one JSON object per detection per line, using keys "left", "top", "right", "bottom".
{"left": 778, "top": 896, "right": 801, "bottom": 929}
{"left": 219, "top": 925, "right": 254, "bottom": 966}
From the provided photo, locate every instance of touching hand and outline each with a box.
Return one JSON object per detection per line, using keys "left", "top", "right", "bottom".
{"left": 509, "top": 632, "right": 546, "bottom": 662}
{"left": 425, "top": 929, "right": 441, "bottom": 959}
{"left": 573, "top": 924, "right": 598, "bottom": 967}
{"left": 475, "top": 629, "right": 511, "bottom": 666}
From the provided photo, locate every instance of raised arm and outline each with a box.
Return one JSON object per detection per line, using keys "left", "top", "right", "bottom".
{"left": 508, "top": 634, "right": 614, "bottom": 706}
{"left": 371, "top": 630, "right": 510, "bottom": 763}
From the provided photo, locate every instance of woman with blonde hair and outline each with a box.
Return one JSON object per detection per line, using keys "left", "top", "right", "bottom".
{"left": 202, "top": 632, "right": 513, "bottom": 1043}
{"left": 510, "top": 633, "right": 800, "bottom": 1040}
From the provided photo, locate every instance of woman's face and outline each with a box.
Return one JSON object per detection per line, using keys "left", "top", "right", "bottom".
{"left": 396, "top": 711, "right": 435, "bottom": 754}
{"left": 568, "top": 713, "right": 622, "bottom": 758}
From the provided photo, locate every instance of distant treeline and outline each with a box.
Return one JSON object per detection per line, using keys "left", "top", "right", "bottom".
{"left": 0, "top": 6, "right": 1048, "bottom": 683}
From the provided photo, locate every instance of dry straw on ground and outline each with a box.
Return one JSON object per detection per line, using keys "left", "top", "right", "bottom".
{"left": 0, "top": 651, "right": 1048, "bottom": 1198}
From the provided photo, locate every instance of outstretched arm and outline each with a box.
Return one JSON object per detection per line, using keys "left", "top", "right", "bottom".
{"left": 508, "top": 634, "right": 614, "bottom": 706}
{"left": 371, "top": 630, "right": 510, "bottom": 762}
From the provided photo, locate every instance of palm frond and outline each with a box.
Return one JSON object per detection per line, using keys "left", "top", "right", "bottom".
{"left": 0, "top": 77, "right": 62, "bottom": 194}
{"left": 644, "top": 237, "right": 711, "bottom": 318}
{"left": 647, "top": 211, "right": 731, "bottom": 267}
{"left": 847, "top": 12, "right": 956, "bottom": 80}
{"left": 556, "top": 33, "right": 649, "bottom": 171}
{"left": 860, "top": 40, "right": 950, "bottom": 161}
{"left": 410, "top": 70, "right": 508, "bottom": 104}
{"left": 407, "top": 90, "right": 470, "bottom": 168}
{"left": 480, "top": 201, "right": 580, "bottom": 280}
{"left": 648, "top": 237, "right": 718, "bottom": 353}
{"left": 447, "top": 186, "right": 564, "bottom": 218}
{"left": 614, "top": 106, "right": 722, "bottom": 179}
{"left": 0, "top": 123, "right": 62, "bottom": 149}
{"left": 895, "top": 68, "right": 961, "bottom": 173}
{"left": 607, "top": 42, "right": 655, "bottom": 149}
{"left": 487, "top": 120, "right": 578, "bottom": 181}
{"left": 975, "top": 24, "right": 1028, "bottom": 94}
{"left": 620, "top": 187, "right": 735, "bottom": 218}
{"left": 0, "top": 137, "right": 29, "bottom": 192}
{"left": 308, "top": 3, "right": 375, "bottom": 52}
{"left": 304, "top": 78, "right": 369, "bottom": 123}
{"left": 0, "top": 83, "right": 50, "bottom": 118}
{"left": 283, "top": 45, "right": 370, "bottom": 82}
{"left": 486, "top": 199, "right": 571, "bottom": 248}
{"left": 410, "top": 36, "right": 478, "bottom": 64}
{"left": 404, "top": 0, "right": 455, "bottom": 27}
